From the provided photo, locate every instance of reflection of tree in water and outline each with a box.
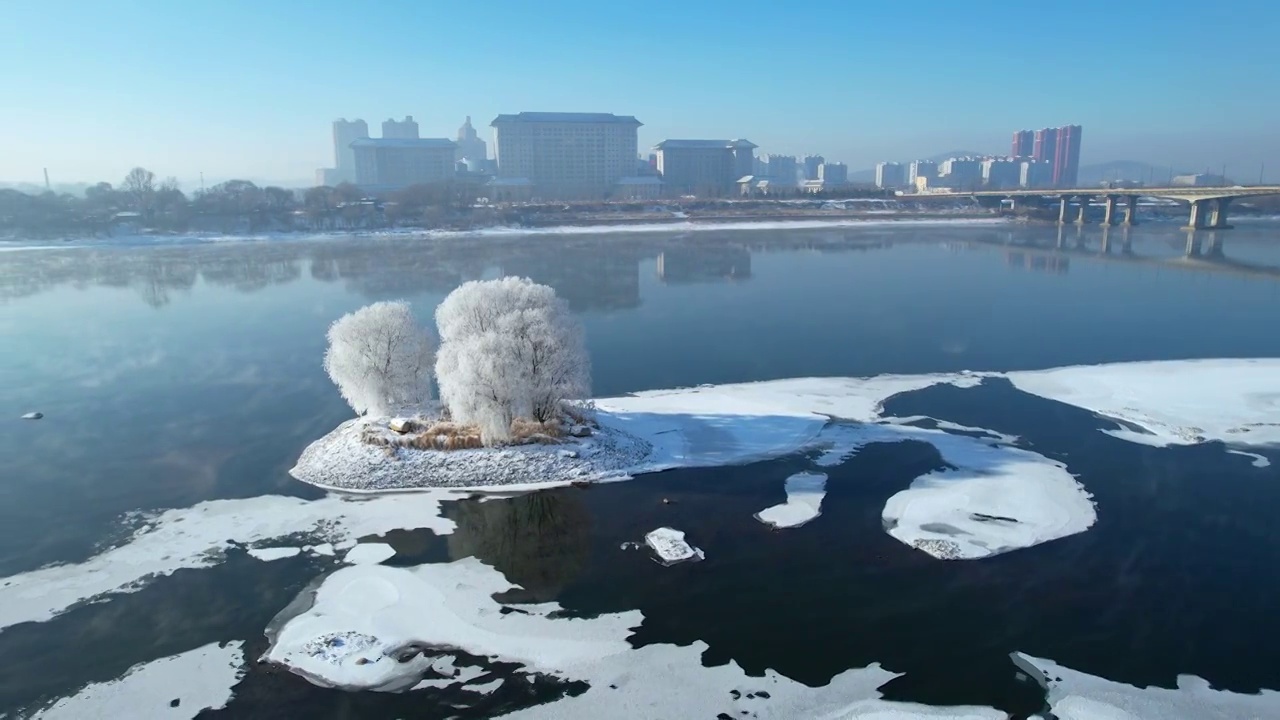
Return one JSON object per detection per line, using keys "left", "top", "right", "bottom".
{"left": 446, "top": 490, "right": 591, "bottom": 604}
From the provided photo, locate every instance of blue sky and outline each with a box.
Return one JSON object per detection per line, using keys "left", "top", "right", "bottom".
{"left": 3, "top": 0, "right": 1278, "bottom": 186}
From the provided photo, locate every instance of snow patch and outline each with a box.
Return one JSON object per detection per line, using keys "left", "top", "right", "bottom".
{"left": 343, "top": 542, "right": 397, "bottom": 565}
{"left": 32, "top": 641, "right": 245, "bottom": 719}
{"left": 1004, "top": 359, "right": 1280, "bottom": 449}
{"left": 0, "top": 492, "right": 454, "bottom": 631}
{"left": 644, "top": 527, "right": 704, "bottom": 565}
{"left": 1012, "top": 652, "right": 1280, "bottom": 719}
{"left": 755, "top": 472, "right": 827, "bottom": 528}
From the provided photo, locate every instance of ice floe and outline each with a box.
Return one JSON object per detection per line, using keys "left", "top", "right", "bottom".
{"left": 32, "top": 641, "right": 245, "bottom": 719}
{"left": 644, "top": 527, "right": 705, "bottom": 565}
{"left": 1226, "top": 449, "right": 1271, "bottom": 468}
{"left": 263, "top": 557, "right": 1008, "bottom": 718}
{"left": 1013, "top": 652, "right": 1280, "bottom": 719}
{"left": 755, "top": 472, "right": 827, "bottom": 529}
{"left": 0, "top": 492, "right": 454, "bottom": 631}
{"left": 343, "top": 542, "right": 398, "bottom": 565}
{"left": 246, "top": 546, "right": 302, "bottom": 562}
{"left": 1004, "top": 359, "right": 1280, "bottom": 449}
{"left": 262, "top": 558, "right": 640, "bottom": 692}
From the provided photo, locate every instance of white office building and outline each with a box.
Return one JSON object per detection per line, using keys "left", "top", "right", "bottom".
{"left": 332, "top": 118, "right": 369, "bottom": 183}
{"left": 351, "top": 138, "right": 458, "bottom": 190}
{"left": 491, "top": 112, "right": 641, "bottom": 199}
{"left": 381, "top": 116, "right": 419, "bottom": 140}
{"left": 875, "top": 162, "right": 905, "bottom": 189}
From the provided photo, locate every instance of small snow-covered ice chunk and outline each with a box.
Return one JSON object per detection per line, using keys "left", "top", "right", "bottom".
{"left": 21, "top": 412, "right": 43, "bottom": 420}
{"left": 644, "top": 527, "right": 704, "bottom": 566}
{"left": 755, "top": 472, "right": 827, "bottom": 529}
{"left": 310, "top": 543, "right": 336, "bottom": 557}
{"left": 463, "top": 678, "right": 504, "bottom": 694}
{"left": 343, "top": 543, "right": 397, "bottom": 565}
{"left": 247, "top": 546, "right": 303, "bottom": 562}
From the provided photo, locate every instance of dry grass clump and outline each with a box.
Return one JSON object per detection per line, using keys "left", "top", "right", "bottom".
{"left": 361, "top": 416, "right": 574, "bottom": 452}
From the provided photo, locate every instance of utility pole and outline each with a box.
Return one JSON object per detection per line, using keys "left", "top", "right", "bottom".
{"left": 200, "top": 172, "right": 205, "bottom": 193}
{"left": 1221, "top": 164, "right": 1227, "bottom": 186}
{"left": 43, "top": 168, "right": 50, "bottom": 191}
{"left": 1261, "top": 162, "right": 1265, "bottom": 185}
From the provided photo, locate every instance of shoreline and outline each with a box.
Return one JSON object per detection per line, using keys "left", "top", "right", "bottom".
{"left": 0, "top": 211, "right": 1006, "bottom": 249}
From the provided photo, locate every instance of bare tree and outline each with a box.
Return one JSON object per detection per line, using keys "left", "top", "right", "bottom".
{"left": 122, "top": 167, "right": 156, "bottom": 211}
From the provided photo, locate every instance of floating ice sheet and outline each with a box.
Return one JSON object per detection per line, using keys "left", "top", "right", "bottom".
{"left": 1013, "top": 652, "right": 1280, "bottom": 719}
{"left": 755, "top": 472, "right": 827, "bottom": 529}
{"left": 644, "top": 527, "right": 705, "bottom": 565}
{"left": 33, "top": 641, "right": 245, "bottom": 719}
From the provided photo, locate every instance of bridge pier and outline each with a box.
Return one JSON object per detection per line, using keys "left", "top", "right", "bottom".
{"left": 1055, "top": 224, "right": 1066, "bottom": 249}
{"left": 1121, "top": 224, "right": 1133, "bottom": 254}
{"left": 1057, "top": 197, "right": 1070, "bottom": 224}
{"left": 1183, "top": 199, "right": 1208, "bottom": 230}
{"left": 1100, "top": 225, "right": 1112, "bottom": 254}
{"left": 1075, "top": 196, "right": 1090, "bottom": 225}
{"left": 1208, "top": 198, "right": 1233, "bottom": 229}
{"left": 1124, "top": 195, "right": 1140, "bottom": 225}
{"left": 1102, "top": 195, "right": 1119, "bottom": 225}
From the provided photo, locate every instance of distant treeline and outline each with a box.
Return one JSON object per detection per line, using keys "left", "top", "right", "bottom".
{"left": 0, "top": 167, "right": 495, "bottom": 239}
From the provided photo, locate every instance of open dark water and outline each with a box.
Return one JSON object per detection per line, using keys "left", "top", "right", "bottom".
{"left": 1, "top": 221, "right": 1279, "bottom": 717}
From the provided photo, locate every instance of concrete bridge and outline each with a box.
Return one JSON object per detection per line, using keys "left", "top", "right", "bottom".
{"left": 963, "top": 185, "right": 1280, "bottom": 229}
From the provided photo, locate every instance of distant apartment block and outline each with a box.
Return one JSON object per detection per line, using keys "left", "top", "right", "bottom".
{"left": 766, "top": 155, "right": 798, "bottom": 185}
{"left": 875, "top": 162, "right": 905, "bottom": 189}
{"left": 1052, "top": 124, "right": 1083, "bottom": 187}
{"left": 937, "top": 157, "right": 983, "bottom": 190}
{"left": 908, "top": 160, "right": 938, "bottom": 188}
{"left": 1019, "top": 160, "right": 1054, "bottom": 189}
{"left": 981, "top": 158, "right": 1021, "bottom": 189}
{"left": 1011, "top": 130, "right": 1035, "bottom": 158}
{"left": 803, "top": 155, "right": 825, "bottom": 181}
{"left": 653, "top": 139, "right": 756, "bottom": 196}
{"left": 351, "top": 138, "right": 458, "bottom": 189}
{"left": 381, "top": 116, "right": 419, "bottom": 140}
{"left": 332, "top": 118, "right": 370, "bottom": 183}
{"left": 818, "top": 162, "right": 848, "bottom": 185}
{"left": 1010, "top": 124, "right": 1084, "bottom": 187}
{"left": 491, "top": 112, "right": 641, "bottom": 199}
{"left": 456, "top": 116, "right": 487, "bottom": 162}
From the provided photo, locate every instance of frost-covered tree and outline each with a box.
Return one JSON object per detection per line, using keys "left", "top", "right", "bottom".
{"left": 435, "top": 278, "right": 590, "bottom": 444}
{"left": 323, "top": 301, "right": 435, "bottom": 417}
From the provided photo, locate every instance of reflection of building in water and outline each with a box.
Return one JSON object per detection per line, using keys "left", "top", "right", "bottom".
{"left": 446, "top": 491, "right": 590, "bottom": 603}
{"left": 655, "top": 245, "right": 751, "bottom": 283}
{"left": 501, "top": 246, "right": 641, "bottom": 311}
{"left": 1007, "top": 250, "right": 1069, "bottom": 274}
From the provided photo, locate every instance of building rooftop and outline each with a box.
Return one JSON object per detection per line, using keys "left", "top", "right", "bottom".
{"left": 655, "top": 139, "right": 757, "bottom": 150}
{"left": 491, "top": 112, "right": 642, "bottom": 126}
{"left": 349, "top": 138, "right": 456, "bottom": 149}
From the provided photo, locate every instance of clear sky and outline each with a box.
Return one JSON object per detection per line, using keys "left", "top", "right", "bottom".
{"left": 4, "top": 0, "right": 1279, "bottom": 187}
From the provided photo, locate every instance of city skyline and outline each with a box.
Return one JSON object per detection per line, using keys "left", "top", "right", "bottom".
{"left": 3, "top": 0, "right": 1279, "bottom": 187}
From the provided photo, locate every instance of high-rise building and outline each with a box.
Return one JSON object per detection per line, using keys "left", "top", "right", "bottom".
{"left": 351, "top": 138, "right": 458, "bottom": 189}
{"left": 818, "top": 162, "right": 848, "bottom": 185}
{"left": 803, "top": 155, "right": 825, "bottom": 180}
{"left": 766, "top": 155, "right": 798, "bottom": 185}
{"left": 875, "top": 162, "right": 905, "bottom": 189}
{"left": 1052, "top": 124, "right": 1083, "bottom": 187}
{"left": 1032, "top": 128, "right": 1058, "bottom": 168}
{"left": 654, "top": 139, "right": 756, "bottom": 196}
{"left": 382, "top": 116, "right": 419, "bottom": 139}
{"left": 908, "top": 160, "right": 938, "bottom": 187}
{"left": 1011, "top": 130, "right": 1035, "bottom": 158}
{"left": 491, "top": 112, "right": 641, "bottom": 199}
{"left": 332, "top": 119, "right": 370, "bottom": 183}
{"left": 456, "top": 116, "right": 487, "bottom": 162}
